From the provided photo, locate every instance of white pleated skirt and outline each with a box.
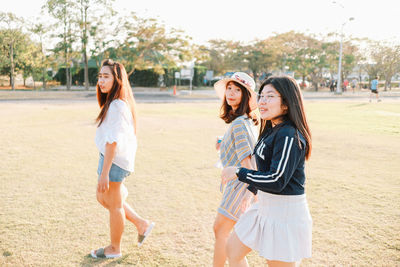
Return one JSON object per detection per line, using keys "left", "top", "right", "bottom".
{"left": 234, "top": 191, "right": 312, "bottom": 262}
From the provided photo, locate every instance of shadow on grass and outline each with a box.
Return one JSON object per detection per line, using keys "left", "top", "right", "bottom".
{"left": 348, "top": 103, "right": 369, "bottom": 108}
{"left": 80, "top": 254, "right": 130, "bottom": 266}
{"left": 80, "top": 248, "right": 187, "bottom": 266}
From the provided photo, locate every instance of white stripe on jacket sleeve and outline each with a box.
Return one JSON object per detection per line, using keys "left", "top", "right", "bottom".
{"left": 246, "top": 136, "right": 294, "bottom": 183}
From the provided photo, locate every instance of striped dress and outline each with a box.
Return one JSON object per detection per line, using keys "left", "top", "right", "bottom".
{"left": 218, "top": 115, "right": 258, "bottom": 221}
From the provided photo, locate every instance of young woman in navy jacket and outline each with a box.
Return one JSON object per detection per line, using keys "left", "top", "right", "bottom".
{"left": 221, "top": 76, "right": 312, "bottom": 266}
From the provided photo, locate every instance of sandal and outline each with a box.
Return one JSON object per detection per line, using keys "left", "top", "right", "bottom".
{"left": 138, "top": 222, "right": 155, "bottom": 247}
{"left": 90, "top": 247, "right": 122, "bottom": 259}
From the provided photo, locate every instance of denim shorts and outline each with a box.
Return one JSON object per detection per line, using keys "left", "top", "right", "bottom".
{"left": 97, "top": 153, "right": 131, "bottom": 182}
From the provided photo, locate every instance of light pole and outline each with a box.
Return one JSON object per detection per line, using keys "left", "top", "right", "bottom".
{"left": 336, "top": 17, "right": 354, "bottom": 94}
{"left": 332, "top": 1, "right": 354, "bottom": 94}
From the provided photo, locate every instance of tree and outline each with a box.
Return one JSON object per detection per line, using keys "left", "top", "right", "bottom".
{"left": 273, "top": 32, "right": 328, "bottom": 90}
{"left": 0, "top": 28, "right": 41, "bottom": 89}
{"left": 199, "top": 39, "right": 246, "bottom": 75}
{"left": 341, "top": 40, "right": 360, "bottom": 83}
{"left": 308, "top": 41, "right": 330, "bottom": 91}
{"left": 360, "top": 40, "right": 400, "bottom": 90}
{"left": 77, "top": 0, "right": 89, "bottom": 89}
{"left": 0, "top": 30, "right": 35, "bottom": 89}
{"left": 364, "top": 62, "right": 380, "bottom": 85}
{"left": 244, "top": 38, "right": 278, "bottom": 84}
{"left": 191, "top": 44, "right": 211, "bottom": 66}
{"left": 370, "top": 41, "right": 400, "bottom": 90}
{"left": 0, "top": 12, "right": 24, "bottom": 90}
{"left": 45, "top": 0, "right": 76, "bottom": 90}
{"left": 75, "top": 0, "right": 115, "bottom": 89}
{"left": 113, "top": 13, "right": 192, "bottom": 77}
{"left": 199, "top": 40, "right": 229, "bottom": 75}
{"left": 88, "top": 7, "right": 119, "bottom": 68}
{"left": 30, "top": 22, "right": 51, "bottom": 89}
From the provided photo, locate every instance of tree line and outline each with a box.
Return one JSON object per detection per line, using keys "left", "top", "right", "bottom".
{"left": 1, "top": 1, "right": 400, "bottom": 91}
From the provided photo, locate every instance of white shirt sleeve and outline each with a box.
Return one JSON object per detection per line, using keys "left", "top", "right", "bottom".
{"left": 95, "top": 99, "right": 137, "bottom": 172}
{"left": 103, "top": 101, "right": 126, "bottom": 145}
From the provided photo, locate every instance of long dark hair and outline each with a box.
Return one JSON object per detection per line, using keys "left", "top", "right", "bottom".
{"left": 220, "top": 81, "right": 259, "bottom": 125}
{"left": 258, "top": 76, "right": 312, "bottom": 159}
{"left": 96, "top": 59, "right": 137, "bottom": 133}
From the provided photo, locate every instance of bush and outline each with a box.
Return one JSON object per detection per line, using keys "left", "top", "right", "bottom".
{"left": 53, "top": 66, "right": 211, "bottom": 88}
{"left": 72, "top": 68, "right": 99, "bottom": 86}
{"left": 163, "top": 68, "right": 180, "bottom": 87}
{"left": 129, "top": 69, "right": 159, "bottom": 87}
{"left": 53, "top": 67, "right": 80, "bottom": 85}
{"left": 193, "top": 65, "right": 207, "bottom": 87}
{"left": 53, "top": 68, "right": 66, "bottom": 85}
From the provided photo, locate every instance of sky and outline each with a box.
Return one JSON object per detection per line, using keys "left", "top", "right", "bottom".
{"left": 2, "top": 0, "right": 400, "bottom": 45}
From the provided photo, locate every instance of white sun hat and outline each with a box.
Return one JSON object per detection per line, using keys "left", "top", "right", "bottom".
{"left": 214, "top": 72, "right": 257, "bottom": 111}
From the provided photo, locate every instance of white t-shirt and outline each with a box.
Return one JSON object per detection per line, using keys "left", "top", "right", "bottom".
{"left": 95, "top": 99, "right": 137, "bottom": 172}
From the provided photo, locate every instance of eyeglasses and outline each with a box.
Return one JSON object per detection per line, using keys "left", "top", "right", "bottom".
{"left": 257, "top": 93, "right": 281, "bottom": 102}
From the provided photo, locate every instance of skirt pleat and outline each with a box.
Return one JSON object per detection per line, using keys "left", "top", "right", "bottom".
{"left": 234, "top": 192, "right": 312, "bottom": 262}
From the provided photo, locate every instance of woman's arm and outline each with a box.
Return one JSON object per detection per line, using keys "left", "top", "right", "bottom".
{"left": 222, "top": 134, "right": 303, "bottom": 193}
{"left": 239, "top": 156, "right": 257, "bottom": 211}
{"left": 240, "top": 156, "right": 254, "bottom": 171}
{"left": 241, "top": 156, "right": 257, "bottom": 192}
{"left": 232, "top": 119, "right": 258, "bottom": 195}
{"left": 97, "top": 142, "right": 117, "bottom": 193}
{"left": 97, "top": 101, "right": 126, "bottom": 193}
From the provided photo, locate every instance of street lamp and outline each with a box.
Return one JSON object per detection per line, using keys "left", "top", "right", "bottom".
{"left": 332, "top": 1, "right": 354, "bottom": 94}
{"left": 336, "top": 16, "right": 354, "bottom": 94}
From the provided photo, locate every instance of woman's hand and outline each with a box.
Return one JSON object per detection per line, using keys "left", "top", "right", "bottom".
{"left": 221, "top": 166, "right": 238, "bottom": 184}
{"left": 240, "top": 190, "right": 253, "bottom": 213}
{"left": 215, "top": 136, "right": 222, "bottom": 151}
{"left": 253, "top": 194, "right": 258, "bottom": 203}
{"left": 97, "top": 142, "right": 116, "bottom": 193}
{"left": 97, "top": 174, "right": 109, "bottom": 193}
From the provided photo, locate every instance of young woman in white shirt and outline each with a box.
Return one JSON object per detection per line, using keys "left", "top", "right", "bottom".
{"left": 90, "top": 59, "right": 154, "bottom": 259}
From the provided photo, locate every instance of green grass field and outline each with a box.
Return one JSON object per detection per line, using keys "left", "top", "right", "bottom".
{"left": 0, "top": 100, "right": 399, "bottom": 266}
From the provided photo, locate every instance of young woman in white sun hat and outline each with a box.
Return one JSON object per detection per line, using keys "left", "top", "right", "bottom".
{"left": 212, "top": 72, "right": 260, "bottom": 267}
{"left": 221, "top": 76, "right": 312, "bottom": 266}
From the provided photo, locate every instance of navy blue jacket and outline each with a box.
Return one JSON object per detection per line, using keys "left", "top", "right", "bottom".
{"left": 237, "top": 121, "right": 307, "bottom": 195}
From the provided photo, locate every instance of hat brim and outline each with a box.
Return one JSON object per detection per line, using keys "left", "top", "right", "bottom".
{"left": 214, "top": 78, "right": 258, "bottom": 111}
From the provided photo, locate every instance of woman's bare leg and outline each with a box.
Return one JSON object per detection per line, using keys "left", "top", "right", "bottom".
{"left": 226, "top": 231, "right": 252, "bottom": 267}
{"left": 121, "top": 184, "right": 150, "bottom": 234}
{"left": 267, "top": 260, "right": 300, "bottom": 267}
{"left": 213, "top": 213, "right": 236, "bottom": 267}
{"left": 100, "top": 181, "right": 125, "bottom": 255}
